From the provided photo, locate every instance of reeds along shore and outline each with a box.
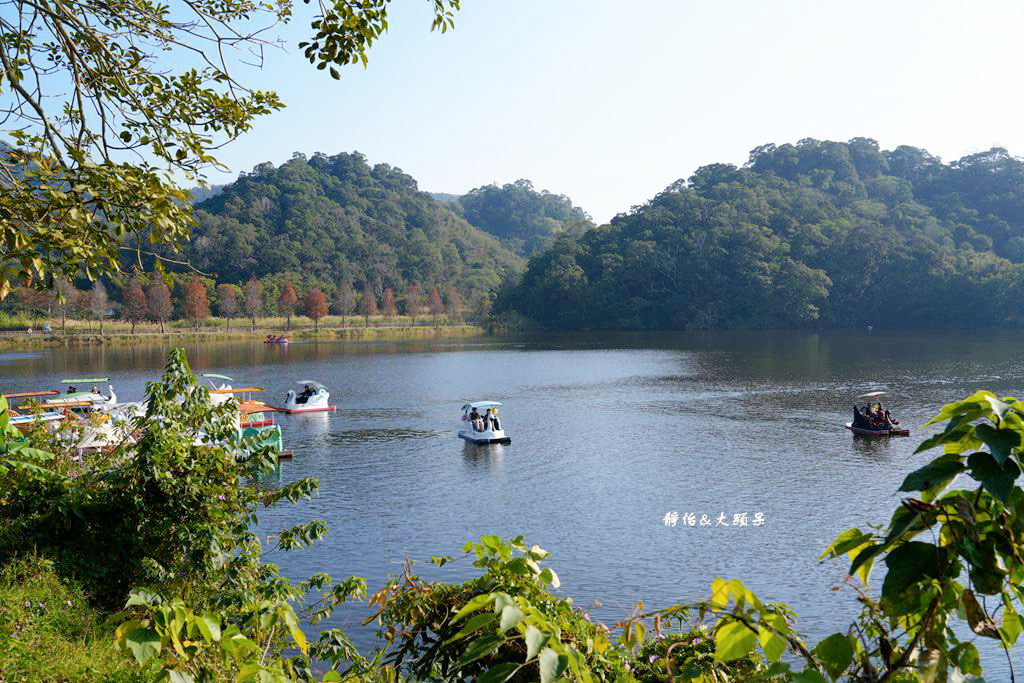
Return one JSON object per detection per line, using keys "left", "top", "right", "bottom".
{"left": 0, "top": 314, "right": 523, "bottom": 347}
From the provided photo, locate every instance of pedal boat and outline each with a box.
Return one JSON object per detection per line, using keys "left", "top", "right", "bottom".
{"left": 846, "top": 391, "right": 910, "bottom": 437}
{"left": 283, "top": 381, "right": 336, "bottom": 414}
{"left": 458, "top": 401, "right": 511, "bottom": 444}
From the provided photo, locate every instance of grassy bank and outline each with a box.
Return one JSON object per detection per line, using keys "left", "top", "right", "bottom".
{"left": 0, "top": 315, "right": 496, "bottom": 348}
{"left": 0, "top": 554, "right": 150, "bottom": 682}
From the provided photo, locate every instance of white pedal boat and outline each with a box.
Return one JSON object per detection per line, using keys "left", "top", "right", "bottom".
{"left": 283, "top": 381, "right": 336, "bottom": 414}
{"left": 458, "top": 401, "right": 510, "bottom": 444}
{"left": 45, "top": 384, "right": 117, "bottom": 408}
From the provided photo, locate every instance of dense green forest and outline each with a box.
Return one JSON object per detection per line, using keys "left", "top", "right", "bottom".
{"left": 500, "top": 138, "right": 1024, "bottom": 329}
{"left": 453, "top": 179, "right": 593, "bottom": 256}
{"left": 174, "top": 152, "right": 525, "bottom": 312}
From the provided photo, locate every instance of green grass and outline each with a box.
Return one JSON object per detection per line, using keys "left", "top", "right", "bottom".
{"left": 0, "top": 553, "right": 150, "bottom": 682}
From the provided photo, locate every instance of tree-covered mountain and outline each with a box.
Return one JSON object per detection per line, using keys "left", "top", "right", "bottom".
{"left": 176, "top": 152, "right": 525, "bottom": 310}
{"left": 500, "top": 138, "right": 1024, "bottom": 329}
{"left": 455, "top": 179, "right": 593, "bottom": 257}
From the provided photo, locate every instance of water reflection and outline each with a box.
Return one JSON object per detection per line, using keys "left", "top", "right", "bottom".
{"left": 461, "top": 442, "right": 506, "bottom": 470}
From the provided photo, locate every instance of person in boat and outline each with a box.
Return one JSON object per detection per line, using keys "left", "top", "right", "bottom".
{"left": 883, "top": 409, "right": 899, "bottom": 427}
{"left": 469, "top": 407, "right": 483, "bottom": 432}
{"left": 266, "top": 334, "right": 273, "bottom": 342}
{"left": 297, "top": 384, "right": 313, "bottom": 403}
{"left": 91, "top": 386, "right": 100, "bottom": 394}
{"left": 67, "top": 385, "right": 77, "bottom": 394}
{"left": 852, "top": 405, "right": 872, "bottom": 430}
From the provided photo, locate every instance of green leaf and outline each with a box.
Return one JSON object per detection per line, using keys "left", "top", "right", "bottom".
{"left": 967, "top": 451, "right": 1020, "bottom": 503}
{"left": 444, "top": 612, "right": 497, "bottom": 644}
{"left": 477, "top": 662, "right": 520, "bottom": 683}
{"left": 538, "top": 647, "right": 567, "bottom": 683}
{"left": 975, "top": 423, "right": 1021, "bottom": 464}
{"left": 498, "top": 604, "right": 525, "bottom": 634}
{"left": 452, "top": 593, "right": 494, "bottom": 621}
{"left": 321, "top": 673, "right": 342, "bottom": 682}
{"left": 848, "top": 543, "right": 882, "bottom": 585}
{"left": 881, "top": 542, "right": 948, "bottom": 603}
{"left": 715, "top": 619, "right": 756, "bottom": 662}
{"left": 454, "top": 634, "right": 501, "bottom": 668}
{"left": 195, "top": 614, "right": 221, "bottom": 643}
{"left": 711, "top": 577, "right": 729, "bottom": 609}
{"left": 125, "top": 628, "right": 162, "bottom": 664}
{"left": 758, "top": 626, "right": 787, "bottom": 663}
{"left": 1001, "top": 608, "right": 1022, "bottom": 646}
{"left": 898, "top": 453, "right": 966, "bottom": 493}
{"left": 812, "top": 633, "right": 854, "bottom": 680}
{"left": 168, "top": 671, "right": 195, "bottom": 683}
{"left": 820, "top": 528, "right": 873, "bottom": 561}
{"left": 957, "top": 642, "right": 982, "bottom": 675}
{"left": 524, "top": 625, "right": 549, "bottom": 661}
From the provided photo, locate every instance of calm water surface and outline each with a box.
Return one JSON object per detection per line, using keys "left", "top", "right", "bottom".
{"left": 2, "top": 330, "right": 1020, "bottom": 673}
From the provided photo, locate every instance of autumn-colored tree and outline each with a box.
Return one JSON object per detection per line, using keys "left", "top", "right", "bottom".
{"left": 428, "top": 286, "right": 444, "bottom": 318}
{"left": 122, "top": 279, "right": 149, "bottom": 333}
{"left": 216, "top": 284, "right": 238, "bottom": 330}
{"left": 304, "top": 288, "right": 328, "bottom": 331}
{"left": 358, "top": 282, "right": 378, "bottom": 325}
{"left": 405, "top": 283, "right": 422, "bottom": 323}
{"left": 183, "top": 277, "right": 211, "bottom": 329}
{"left": 381, "top": 287, "right": 397, "bottom": 319}
{"left": 90, "top": 281, "right": 110, "bottom": 333}
{"left": 243, "top": 280, "right": 263, "bottom": 331}
{"left": 278, "top": 280, "right": 299, "bottom": 330}
{"left": 146, "top": 276, "right": 173, "bottom": 333}
{"left": 446, "top": 285, "right": 462, "bottom": 322}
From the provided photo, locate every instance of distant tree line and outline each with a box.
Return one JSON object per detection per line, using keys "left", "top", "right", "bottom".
{"left": 1, "top": 273, "right": 468, "bottom": 332}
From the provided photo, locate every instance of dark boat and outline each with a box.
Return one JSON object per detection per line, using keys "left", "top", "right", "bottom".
{"left": 844, "top": 422, "right": 910, "bottom": 437}
{"left": 847, "top": 391, "right": 910, "bottom": 437}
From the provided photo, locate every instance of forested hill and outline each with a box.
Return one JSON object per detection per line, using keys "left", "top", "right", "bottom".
{"left": 180, "top": 152, "right": 525, "bottom": 304}
{"left": 454, "top": 179, "right": 594, "bottom": 257}
{"left": 500, "top": 138, "right": 1024, "bottom": 329}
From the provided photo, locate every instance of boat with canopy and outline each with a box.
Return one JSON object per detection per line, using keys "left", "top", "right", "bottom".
{"left": 458, "top": 401, "right": 510, "bottom": 444}
{"left": 845, "top": 391, "right": 909, "bottom": 437}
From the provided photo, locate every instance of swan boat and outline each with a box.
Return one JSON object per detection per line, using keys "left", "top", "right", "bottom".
{"left": 282, "top": 381, "right": 336, "bottom": 414}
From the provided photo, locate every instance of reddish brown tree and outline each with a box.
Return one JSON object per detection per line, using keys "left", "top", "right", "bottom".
{"left": 122, "top": 279, "right": 148, "bottom": 333}
{"left": 183, "top": 277, "right": 211, "bottom": 329}
{"left": 216, "top": 284, "right": 238, "bottom": 330}
{"left": 358, "top": 282, "right": 377, "bottom": 324}
{"left": 304, "top": 288, "right": 328, "bottom": 331}
{"left": 278, "top": 280, "right": 299, "bottom": 330}
{"left": 428, "top": 286, "right": 444, "bottom": 317}
{"left": 146, "top": 275, "right": 173, "bottom": 333}
{"left": 243, "top": 280, "right": 263, "bottom": 331}
{"left": 404, "top": 282, "right": 422, "bottom": 323}
{"left": 381, "top": 287, "right": 397, "bottom": 318}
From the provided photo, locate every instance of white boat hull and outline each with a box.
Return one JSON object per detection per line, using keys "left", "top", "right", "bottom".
{"left": 458, "top": 428, "right": 510, "bottom": 444}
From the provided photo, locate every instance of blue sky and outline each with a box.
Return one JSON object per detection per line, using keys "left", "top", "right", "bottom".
{"left": 209, "top": 0, "right": 1024, "bottom": 223}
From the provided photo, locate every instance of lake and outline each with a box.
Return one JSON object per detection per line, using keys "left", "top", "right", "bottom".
{"left": 2, "top": 330, "right": 1019, "bottom": 674}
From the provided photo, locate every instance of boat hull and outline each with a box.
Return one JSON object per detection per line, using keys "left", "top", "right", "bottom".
{"left": 281, "top": 405, "right": 336, "bottom": 414}
{"left": 845, "top": 422, "right": 910, "bottom": 437}
{"left": 458, "top": 430, "right": 511, "bottom": 444}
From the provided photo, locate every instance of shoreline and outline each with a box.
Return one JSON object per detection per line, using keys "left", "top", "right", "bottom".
{"left": 0, "top": 323, "right": 492, "bottom": 348}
